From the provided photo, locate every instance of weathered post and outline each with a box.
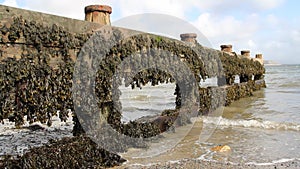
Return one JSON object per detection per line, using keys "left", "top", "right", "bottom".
{"left": 255, "top": 54, "right": 263, "bottom": 65}
{"left": 240, "top": 50, "right": 251, "bottom": 83}
{"left": 255, "top": 54, "right": 263, "bottom": 59}
{"left": 84, "top": 5, "right": 112, "bottom": 25}
{"left": 220, "top": 44, "right": 233, "bottom": 53}
{"left": 254, "top": 54, "right": 264, "bottom": 79}
{"left": 180, "top": 33, "right": 197, "bottom": 43}
{"left": 241, "top": 50, "right": 251, "bottom": 58}
{"left": 218, "top": 44, "right": 234, "bottom": 86}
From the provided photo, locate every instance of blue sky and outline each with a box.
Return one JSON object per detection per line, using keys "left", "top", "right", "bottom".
{"left": 1, "top": 0, "right": 299, "bottom": 64}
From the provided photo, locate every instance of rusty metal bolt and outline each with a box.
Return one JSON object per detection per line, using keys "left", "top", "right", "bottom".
{"left": 84, "top": 5, "right": 112, "bottom": 25}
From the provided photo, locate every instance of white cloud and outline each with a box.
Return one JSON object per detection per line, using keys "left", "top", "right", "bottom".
{"left": 253, "top": 0, "right": 285, "bottom": 10}
{"left": 266, "top": 14, "right": 279, "bottom": 26}
{"left": 187, "top": 0, "right": 285, "bottom": 13}
{"left": 18, "top": 0, "right": 187, "bottom": 21}
{"left": 1, "top": 0, "right": 299, "bottom": 64}
{"left": 19, "top": 0, "right": 116, "bottom": 20}
{"left": 291, "top": 30, "right": 300, "bottom": 42}
{"left": 194, "top": 13, "right": 245, "bottom": 38}
{"left": 192, "top": 12, "right": 260, "bottom": 46}
{"left": 3, "top": 0, "right": 286, "bottom": 22}
{"left": 2, "top": 0, "right": 17, "bottom": 7}
{"left": 248, "top": 40, "right": 257, "bottom": 48}
{"left": 258, "top": 27, "right": 300, "bottom": 64}
{"left": 116, "top": 0, "right": 186, "bottom": 19}
{"left": 15, "top": 0, "right": 277, "bottom": 21}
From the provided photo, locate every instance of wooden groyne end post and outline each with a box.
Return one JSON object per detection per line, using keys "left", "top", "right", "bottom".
{"left": 241, "top": 50, "right": 251, "bottom": 58}
{"left": 220, "top": 44, "right": 233, "bottom": 53}
{"left": 84, "top": 5, "right": 112, "bottom": 25}
{"left": 180, "top": 33, "right": 197, "bottom": 43}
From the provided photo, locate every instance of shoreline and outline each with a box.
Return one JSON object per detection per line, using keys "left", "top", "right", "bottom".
{"left": 115, "top": 158, "right": 300, "bottom": 169}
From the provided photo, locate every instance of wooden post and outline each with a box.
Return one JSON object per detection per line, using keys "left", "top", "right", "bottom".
{"left": 180, "top": 33, "right": 197, "bottom": 43}
{"left": 241, "top": 50, "right": 251, "bottom": 57}
{"left": 84, "top": 5, "right": 112, "bottom": 25}
{"left": 220, "top": 44, "right": 232, "bottom": 53}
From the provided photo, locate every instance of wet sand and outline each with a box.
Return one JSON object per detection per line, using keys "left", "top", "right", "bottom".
{"left": 113, "top": 115, "right": 300, "bottom": 169}
{"left": 117, "top": 159, "right": 300, "bottom": 169}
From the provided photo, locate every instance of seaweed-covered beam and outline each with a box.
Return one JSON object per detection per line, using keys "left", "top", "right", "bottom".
{"left": 0, "top": 5, "right": 266, "bottom": 138}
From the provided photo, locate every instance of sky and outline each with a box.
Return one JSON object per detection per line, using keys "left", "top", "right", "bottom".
{"left": 1, "top": 0, "right": 299, "bottom": 64}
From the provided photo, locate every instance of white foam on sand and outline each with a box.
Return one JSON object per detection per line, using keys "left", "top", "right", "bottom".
{"left": 246, "top": 158, "right": 298, "bottom": 166}
{"left": 0, "top": 112, "right": 73, "bottom": 156}
{"left": 202, "top": 116, "right": 300, "bottom": 131}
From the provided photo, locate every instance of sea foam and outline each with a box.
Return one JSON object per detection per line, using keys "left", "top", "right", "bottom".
{"left": 202, "top": 116, "right": 300, "bottom": 131}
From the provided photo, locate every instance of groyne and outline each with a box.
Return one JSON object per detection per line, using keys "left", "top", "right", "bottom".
{"left": 0, "top": 5, "right": 266, "bottom": 168}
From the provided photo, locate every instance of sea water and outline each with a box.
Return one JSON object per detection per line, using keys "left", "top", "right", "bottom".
{"left": 120, "top": 64, "right": 300, "bottom": 165}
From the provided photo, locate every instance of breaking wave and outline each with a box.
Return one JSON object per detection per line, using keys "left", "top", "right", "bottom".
{"left": 202, "top": 117, "right": 300, "bottom": 131}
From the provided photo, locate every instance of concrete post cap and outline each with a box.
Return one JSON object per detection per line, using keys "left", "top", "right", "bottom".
{"left": 180, "top": 33, "right": 197, "bottom": 39}
{"left": 85, "top": 5, "right": 112, "bottom": 14}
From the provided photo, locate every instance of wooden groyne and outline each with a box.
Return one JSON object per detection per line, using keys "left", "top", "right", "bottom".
{"left": 0, "top": 5, "right": 266, "bottom": 168}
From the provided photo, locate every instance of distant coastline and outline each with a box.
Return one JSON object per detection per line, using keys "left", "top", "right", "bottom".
{"left": 263, "top": 60, "right": 281, "bottom": 65}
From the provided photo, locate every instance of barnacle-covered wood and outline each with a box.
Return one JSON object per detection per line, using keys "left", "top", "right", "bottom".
{"left": 0, "top": 16, "right": 266, "bottom": 133}
{"left": 219, "top": 52, "right": 265, "bottom": 85}
{"left": 0, "top": 17, "right": 87, "bottom": 127}
{"left": 0, "top": 11, "right": 266, "bottom": 167}
{"left": 90, "top": 33, "right": 206, "bottom": 137}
